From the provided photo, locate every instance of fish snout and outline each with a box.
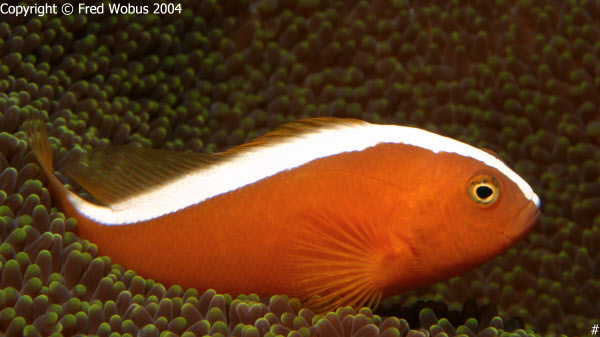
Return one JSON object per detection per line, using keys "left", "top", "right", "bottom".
{"left": 503, "top": 194, "right": 541, "bottom": 240}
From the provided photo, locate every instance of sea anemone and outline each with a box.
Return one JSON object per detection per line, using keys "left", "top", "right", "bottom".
{"left": 1, "top": 0, "right": 598, "bottom": 336}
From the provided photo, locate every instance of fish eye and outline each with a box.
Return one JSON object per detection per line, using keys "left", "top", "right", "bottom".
{"left": 467, "top": 174, "right": 500, "bottom": 205}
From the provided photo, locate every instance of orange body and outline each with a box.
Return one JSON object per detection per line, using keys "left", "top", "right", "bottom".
{"left": 60, "top": 144, "right": 415, "bottom": 295}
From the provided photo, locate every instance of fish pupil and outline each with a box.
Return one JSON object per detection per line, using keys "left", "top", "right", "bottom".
{"left": 476, "top": 185, "right": 493, "bottom": 199}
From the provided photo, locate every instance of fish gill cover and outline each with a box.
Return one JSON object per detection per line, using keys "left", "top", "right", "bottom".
{"left": 0, "top": 0, "right": 599, "bottom": 336}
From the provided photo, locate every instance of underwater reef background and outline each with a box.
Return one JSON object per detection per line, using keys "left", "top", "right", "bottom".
{"left": 0, "top": 0, "right": 599, "bottom": 336}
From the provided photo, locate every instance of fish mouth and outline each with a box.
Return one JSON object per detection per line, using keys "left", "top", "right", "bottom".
{"left": 503, "top": 194, "right": 541, "bottom": 240}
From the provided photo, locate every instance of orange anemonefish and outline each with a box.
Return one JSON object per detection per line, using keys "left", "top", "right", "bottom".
{"left": 25, "top": 117, "right": 540, "bottom": 312}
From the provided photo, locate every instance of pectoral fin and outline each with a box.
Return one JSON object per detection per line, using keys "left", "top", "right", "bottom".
{"left": 286, "top": 209, "right": 391, "bottom": 313}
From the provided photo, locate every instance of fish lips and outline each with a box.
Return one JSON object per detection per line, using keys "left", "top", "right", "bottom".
{"left": 502, "top": 194, "right": 541, "bottom": 240}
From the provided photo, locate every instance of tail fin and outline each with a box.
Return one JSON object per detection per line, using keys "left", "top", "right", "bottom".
{"left": 24, "top": 119, "right": 80, "bottom": 215}
{"left": 24, "top": 119, "right": 54, "bottom": 174}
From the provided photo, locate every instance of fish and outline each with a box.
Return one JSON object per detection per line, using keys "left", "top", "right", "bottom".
{"left": 25, "top": 117, "right": 540, "bottom": 312}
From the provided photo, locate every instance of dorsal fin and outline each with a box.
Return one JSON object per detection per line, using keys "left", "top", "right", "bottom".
{"left": 66, "top": 117, "right": 368, "bottom": 207}
{"left": 65, "top": 146, "right": 221, "bottom": 206}
{"left": 222, "top": 117, "right": 369, "bottom": 155}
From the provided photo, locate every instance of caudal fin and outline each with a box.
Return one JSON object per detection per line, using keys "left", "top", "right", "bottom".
{"left": 24, "top": 118, "right": 81, "bottom": 215}
{"left": 24, "top": 119, "right": 54, "bottom": 174}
